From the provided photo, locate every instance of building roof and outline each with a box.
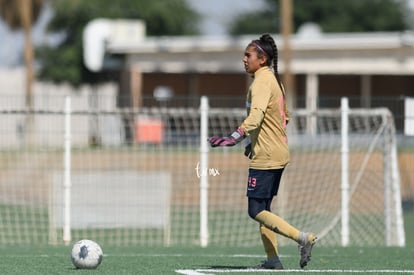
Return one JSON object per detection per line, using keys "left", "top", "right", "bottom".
{"left": 88, "top": 20, "right": 414, "bottom": 75}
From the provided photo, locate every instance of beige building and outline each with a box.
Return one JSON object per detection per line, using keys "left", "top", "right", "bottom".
{"left": 84, "top": 20, "right": 414, "bottom": 132}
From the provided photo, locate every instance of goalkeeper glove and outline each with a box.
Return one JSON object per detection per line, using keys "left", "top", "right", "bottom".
{"left": 208, "top": 128, "right": 245, "bottom": 147}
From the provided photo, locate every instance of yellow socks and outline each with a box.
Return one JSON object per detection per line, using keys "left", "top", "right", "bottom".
{"left": 255, "top": 210, "right": 300, "bottom": 242}
{"left": 260, "top": 224, "right": 278, "bottom": 259}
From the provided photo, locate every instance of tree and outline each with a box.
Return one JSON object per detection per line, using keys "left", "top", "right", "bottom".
{"left": 36, "top": 0, "right": 200, "bottom": 86}
{"left": 229, "top": 0, "right": 411, "bottom": 35}
{"left": 0, "top": 0, "right": 44, "bottom": 108}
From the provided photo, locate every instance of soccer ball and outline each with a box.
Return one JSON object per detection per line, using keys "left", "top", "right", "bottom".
{"left": 71, "top": 239, "right": 103, "bottom": 269}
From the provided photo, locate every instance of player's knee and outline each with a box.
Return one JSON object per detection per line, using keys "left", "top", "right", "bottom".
{"left": 248, "top": 207, "right": 258, "bottom": 219}
{"left": 248, "top": 198, "right": 265, "bottom": 219}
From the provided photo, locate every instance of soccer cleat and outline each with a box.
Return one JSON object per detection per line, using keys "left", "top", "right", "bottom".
{"left": 254, "top": 257, "right": 284, "bottom": 270}
{"left": 298, "top": 232, "right": 317, "bottom": 268}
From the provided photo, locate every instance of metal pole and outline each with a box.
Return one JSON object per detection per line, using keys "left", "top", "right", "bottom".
{"left": 389, "top": 115, "right": 406, "bottom": 246}
{"left": 63, "top": 96, "right": 72, "bottom": 245}
{"left": 280, "top": 0, "right": 295, "bottom": 108}
{"left": 341, "top": 97, "right": 350, "bottom": 246}
{"left": 199, "top": 96, "right": 209, "bottom": 247}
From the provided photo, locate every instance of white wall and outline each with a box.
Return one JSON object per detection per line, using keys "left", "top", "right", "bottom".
{"left": 0, "top": 68, "right": 121, "bottom": 148}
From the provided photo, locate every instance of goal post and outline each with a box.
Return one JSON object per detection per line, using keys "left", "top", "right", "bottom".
{"left": 63, "top": 95, "right": 72, "bottom": 245}
{"left": 199, "top": 96, "right": 209, "bottom": 247}
{"left": 385, "top": 108, "right": 405, "bottom": 247}
{"left": 341, "top": 97, "right": 350, "bottom": 246}
{"left": 337, "top": 97, "right": 405, "bottom": 247}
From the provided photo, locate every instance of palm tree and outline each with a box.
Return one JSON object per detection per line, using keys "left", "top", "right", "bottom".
{"left": 0, "top": 0, "right": 44, "bottom": 109}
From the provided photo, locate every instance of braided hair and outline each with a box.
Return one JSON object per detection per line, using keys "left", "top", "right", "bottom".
{"left": 250, "top": 34, "right": 285, "bottom": 96}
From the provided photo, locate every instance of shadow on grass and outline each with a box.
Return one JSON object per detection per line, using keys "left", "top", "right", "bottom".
{"left": 207, "top": 265, "right": 254, "bottom": 269}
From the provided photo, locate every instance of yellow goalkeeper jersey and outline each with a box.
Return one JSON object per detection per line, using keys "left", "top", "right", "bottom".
{"left": 240, "top": 66, "right": 290, "bottom": 169}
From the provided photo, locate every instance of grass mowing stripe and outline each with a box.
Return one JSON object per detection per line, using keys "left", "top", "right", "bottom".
{"left": 105, "top": 253, "right": 290, "bottom": 258}
{"left": 176, "top": 269, "right": 414, "bottom": 274}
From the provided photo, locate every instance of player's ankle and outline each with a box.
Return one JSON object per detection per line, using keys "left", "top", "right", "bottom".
{"left": 297, "top": 231, "right": 306, "bottom": 245}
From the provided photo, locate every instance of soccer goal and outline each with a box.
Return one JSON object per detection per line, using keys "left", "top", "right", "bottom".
{"left": 200, "top": 96, "right": 405, "bottom": 247}
{"left": 0, "top": 94, "right": 405, "bottom": 247}
{"left": 286, "top": 98, "right": 405, "bottom": 247}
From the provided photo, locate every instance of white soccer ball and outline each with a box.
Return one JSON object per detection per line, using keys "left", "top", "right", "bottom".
{"left": 71, "top": 239, "right": 103, "bottom": 269}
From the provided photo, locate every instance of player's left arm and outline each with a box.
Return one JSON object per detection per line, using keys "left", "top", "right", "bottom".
{"left": 240, "top": 81, "right": 270, "bottom": 134}
{"left": 207, "top": 127, "right": 245, "bottom": 147}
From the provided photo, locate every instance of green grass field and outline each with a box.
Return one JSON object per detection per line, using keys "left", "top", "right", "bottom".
{"left": 1, "top": 211, "right": 414, "bottom": 275}
{"left": 1, "top": 245, "right": 414, "bottom": 274}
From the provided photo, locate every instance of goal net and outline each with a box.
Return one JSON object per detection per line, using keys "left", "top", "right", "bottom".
{"left": 0, "top": 95, "right": 405, "bottom": 247}
{"left": 201, "top": 97, "right": 405, "bottom": 247}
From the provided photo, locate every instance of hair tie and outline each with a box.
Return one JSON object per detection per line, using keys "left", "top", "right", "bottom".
{"left": 252, "top": 41, "right": 268, "bottom": 57}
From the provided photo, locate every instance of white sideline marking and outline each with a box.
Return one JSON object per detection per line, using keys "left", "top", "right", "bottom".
{"left": 175, "top": 269, "right": 414, "bottom": 274}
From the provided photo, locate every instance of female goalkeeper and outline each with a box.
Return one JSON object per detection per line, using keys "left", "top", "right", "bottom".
{"left": 208, "top": 33, "right": 316, "bottom": 270}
